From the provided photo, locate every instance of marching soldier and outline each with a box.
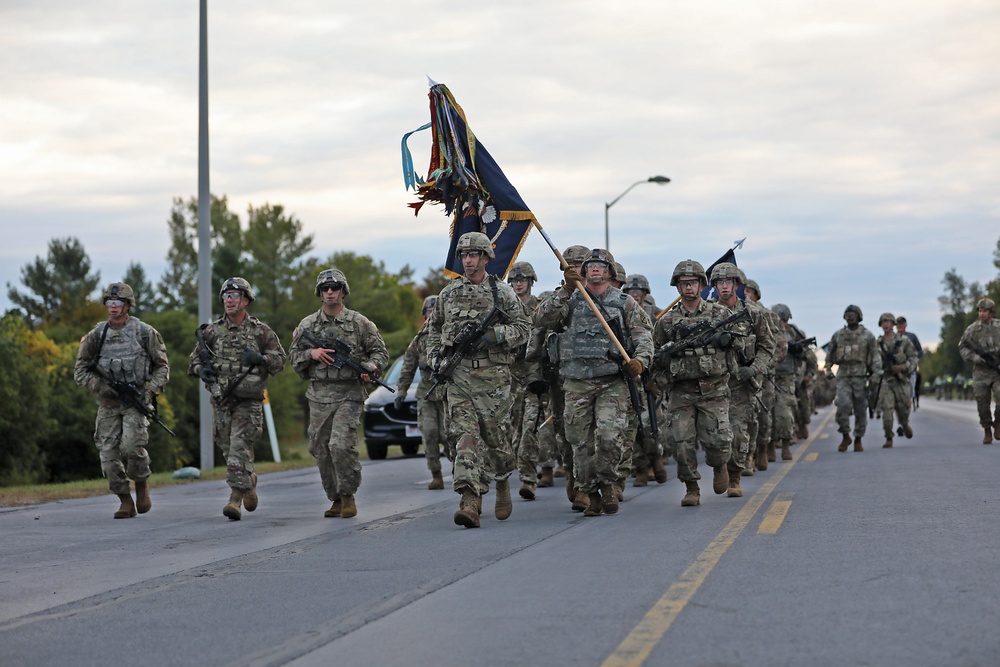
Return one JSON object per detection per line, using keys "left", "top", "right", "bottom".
{"left": 958, "top": 298, "right": 1000, "bottom": 444}
{"left": 876, "top": 313, "right": 918, "bottom": 447}
{"left": 824, "top": 305, "right": 882, "bottom": 452}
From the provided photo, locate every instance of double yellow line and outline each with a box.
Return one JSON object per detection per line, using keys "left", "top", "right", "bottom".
{"left": 601, "top": 408, "right": 835, "bottom": 667}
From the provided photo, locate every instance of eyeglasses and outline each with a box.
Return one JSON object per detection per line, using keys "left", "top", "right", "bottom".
{"left": 458, "top": 250, "right": 483, "bottom": 259}
{"left": 677, "top": 279, "right": 701, "bottom": 288}
{"left": 716, "top": 279, "right": 736, "bottom": 286}
{"left": 105, "top": 299, "right": 125, "bottom": 307}
{"left": 320, "top": 283, "right": 343, "bottom": 293}
{"left": 222, "top": 291, "right": 243, "bottom": 301}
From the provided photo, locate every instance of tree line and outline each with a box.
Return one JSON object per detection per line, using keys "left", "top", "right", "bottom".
{"left": 1, "top": 195, "right": 450, "bottom": 486}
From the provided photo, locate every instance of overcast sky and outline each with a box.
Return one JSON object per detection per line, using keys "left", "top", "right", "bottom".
{"left": 3, "top": 1, "right": 998, "bottom": 348}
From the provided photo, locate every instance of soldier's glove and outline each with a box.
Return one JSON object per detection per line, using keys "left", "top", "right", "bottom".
{"left": 971, "top": 354, "right": 985, "bottom": 366}
{"left": 825, "top": 367, "right": 836, "bottom": 380}
{"left": 624, "top": 358, "right": 644, "bottom": 378}
{"left": 198, "top": 365, "right": 218, "bottom": 384}
{"left": 241, "top": 348, "right": 267, "bottom": 367}
{"left": 562, "top": 267, "right": 582, "bottom": 293}
{"left": 890, "top": 364, "right": 907, "bottom": 376}
{"left": 393, "top": 394, "right": 406, "bottom": 411}
{"left": 735, "top": 366, "right": 756, "bottom": 383}
{"left": 481, "top": 328, "right": 499, "bottom": 347}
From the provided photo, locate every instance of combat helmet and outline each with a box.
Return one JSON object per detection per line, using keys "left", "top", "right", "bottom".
{"left": 612, "top": 262, "right": 626, "bottom": 283}
{"left": 843, "top": 304, "right": 863, "bottom": 322}
{"left": 625, "top": 274, "right": 651, "bottom": 293}
{"left": 315, "top": 268, "right": 350, "bottom": 297}
{"left": 582, "top": 248, "right": 615, "bottom": 275}
{"left": 709, "top": 262, "right": 745, "bottom": 286}
{"left": 771, "top": 303, "right": 792, "bottom": 322}
{"left": 421, "top": 295, "right": 438, "bottom": 312}
{"left": 455, "top": 232, "right": 495, "bottom": 259}
{"left": 744, "top": 278, "right": 761, "bottom": 299}
{"left": 562, "top": 245, "right": 591, "bottom": 268}
{"left": 102, "top": 282, "right": 136, "bottom": 308}
{"left": 977, "top": 298, "right": 996, "bottom": 313}
{"left": 220, "top": 277, "right": 255, "bottom": 304}
{"left": 878, "top": 312, "right": 896, "bottom": 325}
{"left": 670, "top": 259, "right": 707, "bottom": 286}
{"left": 507, "top": 261, "right": 537, "bottom": 283}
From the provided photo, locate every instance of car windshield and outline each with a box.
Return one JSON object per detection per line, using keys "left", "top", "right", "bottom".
{"left": 380, "top": 356, "right": 421, "bottom": 385}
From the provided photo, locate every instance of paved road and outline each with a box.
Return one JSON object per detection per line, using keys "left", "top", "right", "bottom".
{"left": 2, "top": 400, "right": 998, "bottom": 666}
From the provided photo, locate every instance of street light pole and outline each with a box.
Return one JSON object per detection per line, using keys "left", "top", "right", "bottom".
{"left": 604, "top": 175, "right": 671, "bottom": 251}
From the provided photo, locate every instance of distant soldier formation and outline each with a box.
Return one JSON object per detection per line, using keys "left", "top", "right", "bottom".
{"left": 75, "top": 238, "right": 994, "bottom": 525}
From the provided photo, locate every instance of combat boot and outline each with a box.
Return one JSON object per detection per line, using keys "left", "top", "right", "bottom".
{"left": 798, "top": 424, "right": 809, "bottom": 440}
{"left": 428, "top": 470, "right": 445, "bottom": 490}
{"left": 340, "top": 494, "right": 358, "bottom": 518}
{"left": 994, "top": 421, "right": 1000, "bottom": 441}
{"left": 883, "top": 436, "right": 893, "bottom": 448}
{"left": 538, "top": 467, "right": 554, "bottom": 487}
{"left": 519, "top": 481, "right": 536, "bottom": 501}
{"left": 651, "top": 456, "right": 668, "bottom": 484}
{"left": 633, "top": 462, "right": 649, "bottom": 487}
{"left": 767, "top": 440, "right": 777, "bottom": 462}
{"left": 984, "top": 427, "right": 993, "bottom": 445}
{"left": 243, "top": 473, "right": 258, "bottom": 512}
{"left": 584, "top": 491, "right": 603, "bottom": 517}
{"left": 324, "top": 497, "right": 342, "bottom": 517}
{"left": 903, "top": 424, "right": 913, "bottom": 439}
{"left": 134, "top": 480, "right": 151, "bottom": 514}
{"left": 741, "top": 457, "right": 755, "bottom": 476}
{"left": 755, "top": 447, "right": 769, "bottom": 471}
{"left": 495, "top": 479, "right": 512, "bottom": 520}
{"left": 712, "top": 465, "right": 729, "bottom": 495}
{"left": 601, "top": 484, "right": 619, "bottom": 514}
{"left": 223, "top": 489, "right": 243, "bottom": 521}
{"left": 571, "top": 489, "right": 590, "bottom": 512}
{"left": 454, "top": 490, "right": 480, "bottom": 528}
{"left": 727, "top": 468, "right": 743, "bottom": 497}
{"left": 781, "top": 439, "right": 792, "bottom": 461}
{"left": 853, "top": 436, "right": 864, "bottom": 452}
{"left": 553, "top": 465, "right": 566, "bottom": 478}
{"left": 114, "top": 493, "right": 137, "bottom": 519}
{"left": 614, "top": 480, "right": 625, "bottom": 502}
{"left": 681, "top": 481, "right": 700, "bottom": 507}
{"left": 838, "top": 434, "right": 852, "bottom": 452}
{"left": 566, "top": 473, "right": 577, "bottom": 503}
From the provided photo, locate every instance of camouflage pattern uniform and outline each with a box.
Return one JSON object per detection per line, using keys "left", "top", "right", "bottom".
{"left": 958, "top": 298, "right": 1000, "bottom": 440}
{"left": 426, "top": 241, "right": 530, "bottom": 511}
{"left": 752, "top": 301, "right": 787, "bottom": 468}
{"left": 75, "top": 283, "right": 169, "bottom": 507}
{"left": 397, "top": 298, "right": 452, "bottom": 481}
{"left": 623, "top": 273, "right": 665, "bottom": 485}
{"left": 824, "top": 305, "right": 882, "bottom": 448}
{"left": 654, "top": 301, "right": 734, "bottom": 482}
{"left": 771, "top": 306, "right": 806, "bottom": 459}
{"left": 290, "top": 270, "right": 388, "bottom": 510}
{"left": 876, "top": 313, "right": 918, "bottom": 445}
{"left": 188, "top": 279, "right": 287, "bottom": 500}
{"left": 536, "top": 250, "right": 653, "bottom": 512}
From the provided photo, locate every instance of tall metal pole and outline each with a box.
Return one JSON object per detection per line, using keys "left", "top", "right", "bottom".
{"left": 197, "top": 0, "right": 214, "bottom": 470}
{"left": 604, "top": 176, "right": 671, "bottom": 252}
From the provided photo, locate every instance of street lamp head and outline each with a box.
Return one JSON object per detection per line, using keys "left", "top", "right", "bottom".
{"left": 648, "top": 175, "right": 671, "bottom": 184}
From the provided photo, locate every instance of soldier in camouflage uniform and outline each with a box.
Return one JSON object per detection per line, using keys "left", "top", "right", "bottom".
{"left": 189, "top": 277, "right": 287, "bottom": 521}
{"left": 708, "top": 263, "right": 775, "bottom": 496}
{"left": 396, "top": 295, "right": 450, "bottom": 489}
{"left": 743, "top": 279, "right": 787, "bottom": 471}
{"left": 290, "top": 269, "right": 388, "bottom": 518}
{"left": 823, "top": 305, "right": 882, "bottom": 452}
{"left": 652, "top": 260, "right": 735, "bottom": 507}
{"left": 537, "top": 248, "right": 653, "bottom": 516}
{"left": 771, "top": 304, "right": 806, "bottom": 461}
{"left": 426, "top": 232, "right": 530, "bottom": 528}
{"left": 876, "top": 313, "right": 918, "bottom": 448}
{"left": 622, "top": 273, "right": 667, "bottom": 487}
{"left": 505, "top": 261, "right": 549, "bottom": 500}
{"left": 75, "top": 282, "right": 170, "bottom": 519}
{"left": 958, "top": 298, "right": 1000, "bottom": 444}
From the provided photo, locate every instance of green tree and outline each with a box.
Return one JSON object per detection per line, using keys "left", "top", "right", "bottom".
{"left": 122, "top": 261, "right": 155, "bottom": 320}
{"left": 420, "top": 265, "right": 451, "bottom": 299}
{"left": 6, "top": 237, "right": 102, "bottom": 329}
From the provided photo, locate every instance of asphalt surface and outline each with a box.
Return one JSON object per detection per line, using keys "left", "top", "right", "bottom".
{"left": 1, "top": 398, "right": 998, "bottom": 666}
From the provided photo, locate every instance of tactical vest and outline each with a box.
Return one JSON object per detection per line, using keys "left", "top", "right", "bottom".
{"left": 440, "top": 276, "right": 514, "bottom": 366}
{"left": 776, "top": 326, "right": 800, "bottom": 376}
{"left": 661, "top": 304, "right": 730, "bottom": 382}
{"left": 213, "top": 317, "right": 266, "bottom": 400}
{"left": 94, "top": 317, "right": 151, "bottom": 386}
{"left": 306, "top": 310, "right": 366, "bottom": 382}
{"left": 727, "top": 300, "right": 758, "bottom": 367}
{"left": 559, "top": 290, "right": 630, "bottom": 380}
{"left": 879, "top": 336, "right": 906, "bottom": 368}
{"left": 831, "top": 326, "right": 871, "bottom": 372}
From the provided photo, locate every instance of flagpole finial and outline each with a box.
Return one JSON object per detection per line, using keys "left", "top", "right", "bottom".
{"left": 426, "top": 75, "right": 439, "bottom": 87}
{"left": 733, "top": 237, "right": 746, "bottom": 250}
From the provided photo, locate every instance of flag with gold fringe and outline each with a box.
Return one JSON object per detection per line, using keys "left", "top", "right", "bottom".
{"left": 401, "top": 83, "right": 534, "bottom": 279}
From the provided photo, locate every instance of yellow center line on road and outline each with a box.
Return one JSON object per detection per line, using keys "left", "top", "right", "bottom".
{"left": 757, "top": 500, "right": 792, "bottom": 535}
{"left": 805, "top": 452, "right": 819, "bottom": 462}
{"left": 601, "top": 409, "right": 835, "bottom": 667}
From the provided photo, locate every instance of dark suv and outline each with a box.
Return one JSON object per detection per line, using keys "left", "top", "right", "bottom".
{"left": 362, "top": 355, "right": 422, "bottom": 459}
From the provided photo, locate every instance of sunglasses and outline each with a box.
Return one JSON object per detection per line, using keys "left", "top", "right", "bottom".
{"left": 105, "top": 299, "right": 125, "bottom": 307}
{"left": 458, "top": 250, "right": 484, "bottom": 259}
{"left": 320, "top": 283, "right": 343, "bottom": 293}
{"left": 222, "top": 292, "right": 244, "bottom": 301}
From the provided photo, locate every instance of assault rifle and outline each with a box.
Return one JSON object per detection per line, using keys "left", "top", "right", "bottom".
{"left": 108, "top": 380, "right": 177, "bottom": 437}
{"left": 299, "top": 330, "right": 394, "bottom": 393}
{"left": 787, "top": 336, "right": 816, "bottom": 356}
{"left": 867, "top": 373, "right": 883, "bottom": 419}
{"left": 423, "top": 306, "right": 505, "bottom": 399}
{"left": 195, "top": 325, "right": 223, "bottom": 404}
{"left": 603, "top": 312, "right": 653, "bottom": 453}
{"left": 655, "top": 307, "right": 751, "bottom": 364}
{"left": 971, "top": 345, "right": 1000, "bottom": 371}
